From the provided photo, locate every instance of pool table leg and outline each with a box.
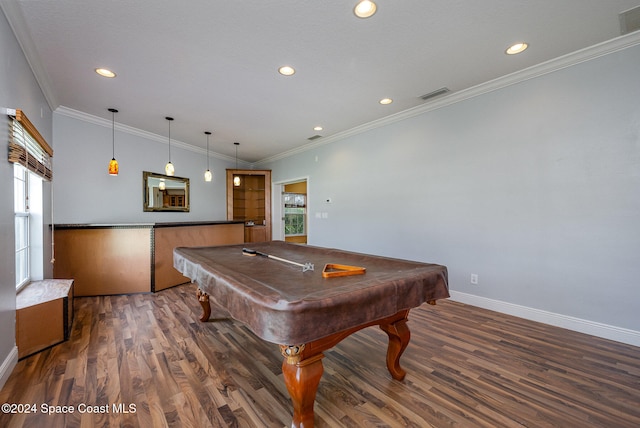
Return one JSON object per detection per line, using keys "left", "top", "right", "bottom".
{"left": 280, "top": 345, "right": 324, "bottom": 428}
{"left": 196, "top": 288, "right": 211, "bottom": 322}
{"left": 379, "top": 309, "right": 410, "bottom": 381}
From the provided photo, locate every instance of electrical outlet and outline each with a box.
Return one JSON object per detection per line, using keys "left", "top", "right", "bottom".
{"left": 470, "top": 274, "right": 478, "bottom": 285}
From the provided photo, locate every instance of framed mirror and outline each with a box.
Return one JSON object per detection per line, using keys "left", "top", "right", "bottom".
{"left": 143, "top": 171, "right": 190, "bottom": 212}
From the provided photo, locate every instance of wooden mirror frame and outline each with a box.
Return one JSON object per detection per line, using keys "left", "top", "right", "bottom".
{"left": 143, "top": 171, "right": 190, "bottom": 212}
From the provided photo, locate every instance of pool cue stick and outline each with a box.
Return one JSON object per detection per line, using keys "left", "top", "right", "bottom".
{"left": 242, "top": 248, "right": 315, "bottom": 271}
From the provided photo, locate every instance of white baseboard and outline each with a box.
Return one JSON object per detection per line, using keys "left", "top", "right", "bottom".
{"left": 0, "top": 346, "right": 18, "bottom": 390}
{"left": 449, "top": 291, "right": 640, "bottom": 348}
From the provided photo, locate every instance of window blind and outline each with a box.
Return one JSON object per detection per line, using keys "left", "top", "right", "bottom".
{"left": 7, "top": 108, "right": 53, "bottom": 181}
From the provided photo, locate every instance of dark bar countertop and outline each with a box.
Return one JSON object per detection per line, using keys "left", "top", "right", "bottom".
{"left": 53, "top": 220, "right": 244, "bottom": 230}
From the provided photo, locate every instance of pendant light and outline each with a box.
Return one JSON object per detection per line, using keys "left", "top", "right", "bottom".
{"left": 108, "top": 108, "right": 119, "bottom": 176}
{"left": 233, "top": 142, "right": 241, "bottom": 187}
{"left": 165, "top": 116, "right": 175, "bottom": 176}
{"left": 204, "top": 131, "right": 212, "bottom": 182}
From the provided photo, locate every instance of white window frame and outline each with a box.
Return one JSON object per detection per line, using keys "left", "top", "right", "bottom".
{"left": 283, "top": 193, "right": 307, "bottom": 237}
{"left": 14, "top": 164, "right": 30, "bottom": 291}
{"left": 7, "top": 110, "right": 49, "bottom": 292}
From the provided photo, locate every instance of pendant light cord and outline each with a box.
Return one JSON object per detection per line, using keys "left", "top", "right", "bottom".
{"left": 168, "top": 119, "right": 171, "bottom": 162}
{"left": 111, "top": 110, "right": 115, "bottom": 158}
{"left": 206, "top": 132, "right": 210, "bottom": 170}
{"left": 50, "top": 179, "right": 55, "bottom": 263}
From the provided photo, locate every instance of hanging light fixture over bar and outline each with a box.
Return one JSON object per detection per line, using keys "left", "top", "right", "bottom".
{"left": 233, "top": 142, "right": 241, "bottom": 187}
{"left": 204, "top": 131, "right": 212, "bottom": 182}
{"left": 108, "top": 108, "right": 119, "bottom": 176}
{"left": 165, "top": 116, "right": 175, "bottom": 176}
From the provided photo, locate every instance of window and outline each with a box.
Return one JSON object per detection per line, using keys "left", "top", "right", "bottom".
{"left": 14, "top": 165, "right": 30, "bottom": 289}
{"left": 14, "top": 161, "right": 45, "bottom": 291}
{"left": 7, "top": 109, "right": 50, "bottom": 291}
{"left": 284, "top": 193, "right": 306, "bottom": 236}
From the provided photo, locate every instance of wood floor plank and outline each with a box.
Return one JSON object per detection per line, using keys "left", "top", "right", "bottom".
{"left": 1, "top": 284, "right": 639, "bottom": 427}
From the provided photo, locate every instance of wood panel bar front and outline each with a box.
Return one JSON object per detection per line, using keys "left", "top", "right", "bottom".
{"left": 154, "top": 223, "right": 244, "bottom": 291}
{"left": 54, "top": 222, "right": 244, "bottom": 296}
{"left": 53, "top": 227, "right": 151, "bottom": 296}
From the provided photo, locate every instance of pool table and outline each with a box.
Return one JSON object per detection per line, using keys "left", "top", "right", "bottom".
{"left": 174, "top": 241, "right": 449, "bottom": 427}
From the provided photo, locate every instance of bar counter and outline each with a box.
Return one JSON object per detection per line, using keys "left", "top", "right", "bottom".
{"left": 53, "top": 221, "right": 244, "bottom": 296}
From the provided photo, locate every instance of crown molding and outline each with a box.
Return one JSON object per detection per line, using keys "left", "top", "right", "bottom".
{"left": 54, "top": 106, "right": 239, "bottom": 164}
{"left": 0, "top": 1, "right": 58, "bottom": 110}
{"left": 253, "top": 31, "right": 640, "bottom": 167}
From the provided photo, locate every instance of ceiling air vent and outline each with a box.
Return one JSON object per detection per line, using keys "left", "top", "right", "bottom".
{"left": 419, "top": 87, "right": 450, "bottom": 101}
{"left": 620, "top": 5, "right": 640, "bottom": 34}
{"left": 307, "top": 134, "right": 322, "bottom": 141}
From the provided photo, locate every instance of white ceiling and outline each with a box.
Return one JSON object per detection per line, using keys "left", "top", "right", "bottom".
{"left": 3, "top": 0, "right": 639, "bottom": 162}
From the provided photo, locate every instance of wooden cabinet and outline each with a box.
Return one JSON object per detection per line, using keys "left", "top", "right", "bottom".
{"left": 227, "top": 169, "right": 272, "bottom": 242}
{"left": 163, "top": 193, "right": 185, "bottom": 208}
{"left": 244, "top": 225, "right": 267, "bottom": 243}
{"left": 16, "top": 279, "right": 74, "bottom": 359}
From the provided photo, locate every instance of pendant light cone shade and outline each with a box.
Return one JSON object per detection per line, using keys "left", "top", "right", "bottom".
{"left": 165, "top": 117, "right": 175, "bottom": 176}
{"left": 109, "top": 158, "right": 119, "bottom": 175}
{"left": 233, "top": 142, "right": 241, "bottom": 187}
{"left": 108, "top": 108, "right": 119, "bottom": 175}
{"left": 165, "top": 161, "right": 174, "bottom": 176}
{"left": 204, "top": 131, "right": 212, "bottom": 182}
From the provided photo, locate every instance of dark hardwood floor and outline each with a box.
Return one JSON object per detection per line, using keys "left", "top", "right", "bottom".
{"left": 1, "top": 283, "right": 639, "bottom": 427}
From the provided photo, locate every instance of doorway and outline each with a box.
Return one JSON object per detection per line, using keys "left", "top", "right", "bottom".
{"left": 273, "top": 178, "right": 308, "bottom": 243}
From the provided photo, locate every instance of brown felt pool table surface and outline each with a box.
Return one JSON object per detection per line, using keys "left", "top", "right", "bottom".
{"left": 174, "top": 241, "right": 449, "bottom": 344}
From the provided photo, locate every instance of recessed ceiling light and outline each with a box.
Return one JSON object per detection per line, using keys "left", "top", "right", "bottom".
{"left": 95, "top": 68, "right": 116, "bottom": 78}
{"left": 354, "top": 1, "right": 377, "bottom": 18}
{"left": 313, "top": 126, "right": 323, "bottom": 131}
{"left": 379, "top": 98, "right": 393, "bottom": 105}
{"left": 505, "top": 42, "right": 528, "bottom": 55}
{"left": 278, "top": 65, "right": 296, "bottom": 76}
